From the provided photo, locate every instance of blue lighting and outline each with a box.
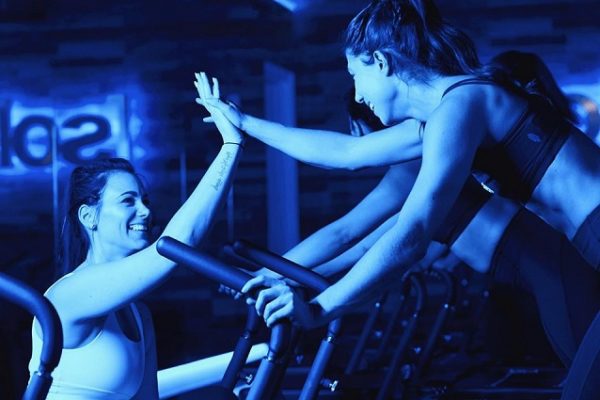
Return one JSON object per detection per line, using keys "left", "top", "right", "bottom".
{"left": 0, "top": 94, "right": 133, "bottom": 176}
{"left": 270, "top": 0, "right": 311, "bottom": 12}
{"left": 564, "top": 82, "right": 600, "bottom": 145}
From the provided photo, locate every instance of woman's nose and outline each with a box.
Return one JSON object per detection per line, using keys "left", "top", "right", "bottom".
{"left": 137, "top": 201, "right": 150, "bottom": 218}
{"left": 354, "top": 92, "right": 364, "bottom": 104}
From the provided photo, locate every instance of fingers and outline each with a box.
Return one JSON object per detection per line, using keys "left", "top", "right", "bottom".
{"left": 212, "top": 77, "right": 220, "bottom": 98}
{"left": 193, "top": 72, "right": 210, "bottom": 101}
{"left": 194, "top": 72, "right": 222, "bottom": 101}
{"left": 265, "top": 302, "right": 293, "bottom": 328}
{"left": 193, "top": 82, "right": 200, "bottom": 99}
{"left": 193, "top": 73, "right": 205, "bottom": 99}
{"left": 240, "top": 276, "right": 296, "bottom": 327}
{"left": 262, "top": 289, "right": 292, "bottom": 318}
{"left": 240, "top": 275, "right": 267, "bottom": 295}
{"left": 199, "top": 72, "right": 212, "bottom": 100}
{"left": 241, "top": 275, "right": 274, "bottom": 305}
{"left": 256, "top": 285, "right": 292, "bottom": 314}
{"left": 255, "top": 285, "right": 287, "bottom": 315}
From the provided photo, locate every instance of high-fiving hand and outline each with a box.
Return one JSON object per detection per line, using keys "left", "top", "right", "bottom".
{"left": 194, "top": 72, "right": 245, "bottom": 145}
{"left": 194, "top": 72, "right": 245, "bottom": 134}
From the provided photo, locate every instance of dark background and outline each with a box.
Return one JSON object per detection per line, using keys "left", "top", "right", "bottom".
{"left": 0, "top": 0, "right": 599, "bottom": 398}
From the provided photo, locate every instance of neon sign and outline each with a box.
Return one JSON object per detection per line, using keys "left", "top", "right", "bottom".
{"left": 0, "top": 95, "right": 131, "bottom": 175}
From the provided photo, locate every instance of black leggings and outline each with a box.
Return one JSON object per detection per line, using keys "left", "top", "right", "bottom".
{"left": 562, "top": 205, "right": 600, "bottom": 400}
{"left": 562, "top": 311, "right": 600, "bottom": 399}
{"left": 490, "top": 208, "right": 600, "bottom": 368}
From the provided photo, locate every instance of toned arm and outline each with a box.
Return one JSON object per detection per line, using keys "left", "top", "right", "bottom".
{"left": 313, "top": 212, "right": 398, "bottom": 278}
{"left": 48, "top": 143, "right": 243, "bottom": 344}
{"left": 284, "top": 162, "right": 420, "bottom": 269}
{"left": 312, "top": 95, "right": 487, "bottom": 321}
{"left": 242, "top": 115, "right": 423, "bottom": 170}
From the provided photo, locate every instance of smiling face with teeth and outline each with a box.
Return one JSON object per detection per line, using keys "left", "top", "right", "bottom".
{"left": 346, "top": 51, "right": 410, "bottom": 126}
{"left": 91, "top": 171, "right": 152, "bottom": 260}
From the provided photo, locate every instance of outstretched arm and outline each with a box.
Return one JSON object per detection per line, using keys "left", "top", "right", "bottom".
{"left": 243, "top": 92, "right": 487, "bottom": 328}
{"left": 250, "top": 162, "right": 420, "bottom": 283}
{"left": 195, "top": 73, "right": 423, "bottom": 169}
{"left": 48, "top": 74, "right": 245, "bottom": 343}
{"left": 312, "top": 92, "right": 487, "bottom": 322}
{"left": 239, "top": 115, "right": 423, "bottom": 170}
{"left": 284, "top": 163, "right": 419, "bottom": 268}
{"left": 313, "top": 212, "right": 398, "bottom": 278}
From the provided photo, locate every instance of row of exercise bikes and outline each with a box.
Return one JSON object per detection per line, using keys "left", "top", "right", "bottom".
{"left": 2, "top": 236, "right": 566, "bottom": 399}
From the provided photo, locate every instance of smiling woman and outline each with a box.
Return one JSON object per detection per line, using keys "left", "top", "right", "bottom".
{"left": 60, "top": 159, "right": 152, "bottom": 274}
{"left": 86, "top": 172, "right": 152, "bottom": 260}
{"left": 196, "top": 1, "right": 600, "bottom": 398}
{"left": 27, "top": 72, "right": 246, "bottom": 399}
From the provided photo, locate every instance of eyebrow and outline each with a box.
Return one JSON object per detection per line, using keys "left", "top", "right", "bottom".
{"left": 118, "top": 191, "right": 139, "bottom": 198}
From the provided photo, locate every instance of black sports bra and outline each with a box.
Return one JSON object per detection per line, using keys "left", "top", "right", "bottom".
{"left": 442, "top": 78, "right": 572, "bottom": 203}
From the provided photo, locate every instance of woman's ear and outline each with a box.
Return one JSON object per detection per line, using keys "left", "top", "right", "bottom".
{"left": 373, "top": 51, "right": 391, "bottom": 76}
{"left": 78, "top": 204, "right": 98, "bottom": 231}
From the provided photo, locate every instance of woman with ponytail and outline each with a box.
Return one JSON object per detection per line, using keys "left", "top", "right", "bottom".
{"left": 27, "top": 72, "right": 245, "bottom": 399}
{"left": 232, "top": 1, "right": 600, "bottom": 398}
{"left": 309, "top": 0, "right": 599, "bottom": 316}
{"left": 340, "top": 0, "right": 599, "bottom": 269}
{"left": 206, "top": 0, "right": 599, "bottom": 322}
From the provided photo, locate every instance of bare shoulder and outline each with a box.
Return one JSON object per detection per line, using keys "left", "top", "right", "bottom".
{"left": 436, "top": 86, "right": 486, "bottom": 120}
{"left": 45, "top": 272, "right": 106, "bottom": 347}
{"left": 426, "top": 90, "right": 488, "bottom": 146}
{"left": 44, "top": 272, "right": 77, "bottom": 306}
{"left": 436, "top": 82, "right": 526, "bottom": 140}
{"left": 44, "top": 269, "right": 96, "bottom": 310}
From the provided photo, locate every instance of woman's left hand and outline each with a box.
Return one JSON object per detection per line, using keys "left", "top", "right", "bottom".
{"left": 241, "top": 275, "right": 319, "bottom": 329}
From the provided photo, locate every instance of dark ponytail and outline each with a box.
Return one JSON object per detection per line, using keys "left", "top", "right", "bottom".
{"left": 483, "top": 51, "right": 575, "bottom": 122}
{"left": 59, "top": 158, "right": 137, "bottom": 277}
{"left": 345, "top": 0, "right": 480, "bottom": 81}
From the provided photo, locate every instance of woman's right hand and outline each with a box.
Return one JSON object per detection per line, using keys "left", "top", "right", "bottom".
{"left": 218, "top": 266, "right": 282, "bottom": 300}
{"left": 194, "top": 72, "right": 245, "bottom": 134}
{"left": 241, "top": 276, "right": 320, "bottom": 329}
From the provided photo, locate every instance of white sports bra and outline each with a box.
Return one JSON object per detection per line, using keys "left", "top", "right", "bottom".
{"left": 29, "top": 301, "right": 146, "bottom": 399}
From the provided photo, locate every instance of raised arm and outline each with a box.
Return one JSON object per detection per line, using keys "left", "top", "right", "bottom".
{"left": 48, "top": 73, "right": 245, "bottom": 340}
{"left": 196, "top": 73, "right": 423, "bottom": 169}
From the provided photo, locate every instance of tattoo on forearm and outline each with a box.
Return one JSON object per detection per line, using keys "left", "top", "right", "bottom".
{"left": 211, "top": 151, "right": 232, "bottom": 191}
